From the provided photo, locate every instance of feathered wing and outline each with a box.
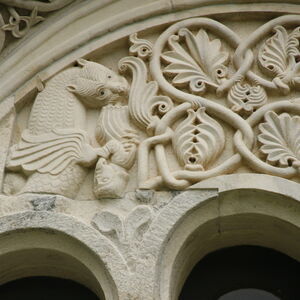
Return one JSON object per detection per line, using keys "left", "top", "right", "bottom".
{"left": 7, "top": 128, "right": 88, "bottom": 175}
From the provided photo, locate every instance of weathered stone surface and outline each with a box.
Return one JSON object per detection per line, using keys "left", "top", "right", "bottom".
{"left": 0, "top": 1, "right": 299, "bottom": 299}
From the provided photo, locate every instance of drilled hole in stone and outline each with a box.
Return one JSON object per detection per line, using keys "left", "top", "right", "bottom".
{"left": 193, "top": 118, "right": 201, "bottom": 126}
{"left": 189, "top": 157, "right": 196, "bottom": 163}
{"left": 295, "top": 55, "right": 300, "bottom": 63}
{"left": 287, "top": 159, "right": 294, "bottom": 167}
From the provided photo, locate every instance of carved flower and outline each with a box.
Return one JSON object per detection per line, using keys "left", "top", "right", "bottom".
{"left": 227, "top": 79, "right": 267, "bottom": 115}
{"left": 162, "top": 28, "right": 229, "bottom": 95}
{"left": 258, "top": 111, "right": 300, "bottom": 168}
{"left": 172, "top": 107, "right": 225, "bottom": 171}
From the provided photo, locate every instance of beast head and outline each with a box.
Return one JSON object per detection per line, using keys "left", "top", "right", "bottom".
{"left": 67, "top": 58, "right": 129, "bottom": 108}
{"left": 93, "top": 157, "right": 129, "bottom": 199}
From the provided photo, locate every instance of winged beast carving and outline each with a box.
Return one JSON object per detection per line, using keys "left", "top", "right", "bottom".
{"left": 6, "top": 59, "right": 129, "bottom": 198}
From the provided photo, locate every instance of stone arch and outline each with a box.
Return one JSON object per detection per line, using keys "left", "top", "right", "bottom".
{"left": 0, "top": 211, "right": 130, "bottom": 300}
{"left": 2, "top": 1, "right": 300, "bottom": 114}
{"left": 136, "top": 174, "right": 300, "bottom": 300}
{"left": 1, "top": 2, "right": 300, "bottom": 299}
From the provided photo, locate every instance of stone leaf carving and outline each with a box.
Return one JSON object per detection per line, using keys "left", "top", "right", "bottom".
{"left": 227, "top": 79, "right": 267, "bottom": 114}
{"left": 94, "top": 105, "right": 138, "bottom": 199}
{"left": 0, "top": 0, "right": 75, "bottom": 54}
{"left": 258, "top": 111, "right": 300, "bottom": 168}
{"left": 92, "top": 210, "right": 124, "bottom": 241}
{"left": 172, "top": 107, "right": 225, "bottom": 171}
{"left": 6, "top": 58, "right": 129, "bottom": 198}
{"left": 129, "top": 33, "right": 153, "bottom": 60}
{"left": 119, "top": 56, "right": 173, "bottom": 134}
{"left": 258, "top": 26, "right": 300, "bottom": 93}
{"left": 162, "top": 28, "right": 229, "bottom": 95}
{"left": 1, "top": 7, "right": 44, "bottom": 38}
{"left": 92, "top": 205, "right": 153, "bottom": 268}
{"left": 0, "top": 0, "right": 74, "bottom": 11}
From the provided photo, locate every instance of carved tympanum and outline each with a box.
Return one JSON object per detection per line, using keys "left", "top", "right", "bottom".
{"left": 5, "top": 15, "right": 300, "bottom": 197}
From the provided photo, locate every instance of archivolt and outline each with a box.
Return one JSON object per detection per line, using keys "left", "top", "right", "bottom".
{"left": 135, "top": 174, "right": 300, "bottom": 300}
{"left": 0, "top": 211, "right": 129, "bottom": 300}
{"left": 1, "top": 1, "right": 300, "bottom": 118}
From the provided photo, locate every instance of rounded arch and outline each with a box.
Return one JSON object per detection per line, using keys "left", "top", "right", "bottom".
{"left": 179, "top": 245, "right": 300, "bottom": 299}
{"left": 136, "top": 174, "right": 300, "bottom": 300}
{"left": 0, "top": 211, "right": 130, "bottom": 300}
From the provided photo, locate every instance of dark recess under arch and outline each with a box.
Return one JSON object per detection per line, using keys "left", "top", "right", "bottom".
{"left": 180, "top": 245, "right": 300, "bottom": 300}
{"left": 0, "top": 276, "right": 100, "bottom": 300}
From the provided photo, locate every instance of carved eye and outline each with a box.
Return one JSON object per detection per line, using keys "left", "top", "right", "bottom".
{"left": 101, "top": 177, "right": 109, "bottom": 182}
{"left": 99, "top": 89, "right": 106, "bottom": 96}
{"left": 98, "top": 88, "right": 112, "bottom": 100}
{"left": 107, "top": 75, "right": 112, "bottom": 79}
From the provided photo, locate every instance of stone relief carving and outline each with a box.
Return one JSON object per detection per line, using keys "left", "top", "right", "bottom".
{"left": 4, "top": 15, "right": 300, "bottom": 199}
{"left": 6, "top": 58, "right": 132, "bottom": 199}
{"left": 258, "top": 26, "right": 300, "bottom": 94}
{"left": 172, "top": 107, "right": 225, "bottom": 171}
{"left": 0, "top": 0, "right": 75, "bottom": 53}
{"left": 227, "top": 78, "right": 268, "bottom": 115}
{"left": 129, "top": 33, "right": 153, "bottom": 60}
{"left": 162, "top": 28, "right": 229, "bottom": 95}
{"left": 92, "top": 205, "right": 153, "bottom": 269}
{"left": 94, "top": 105, "right": 138, "bottom": 198}
{"left": 258, "top": 111, "right": 300, "bottom": 168}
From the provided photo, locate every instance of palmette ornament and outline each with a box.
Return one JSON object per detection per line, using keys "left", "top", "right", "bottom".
{"left": 172, "top": 107, "right": 225, "bottom": 171}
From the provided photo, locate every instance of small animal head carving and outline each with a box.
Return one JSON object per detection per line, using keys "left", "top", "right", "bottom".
{"left": 94, "top": 157, "right": 129, "bottom": 199}
{"left": 67, "top": 58, "right": 129, "bottom": 108}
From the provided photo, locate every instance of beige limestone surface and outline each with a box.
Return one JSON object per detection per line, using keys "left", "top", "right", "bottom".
{"left": 0, "top": 1, "right": 299, "bottom": 299}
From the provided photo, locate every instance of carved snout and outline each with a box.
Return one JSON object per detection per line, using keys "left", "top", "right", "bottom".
{"left": 106, "top": 76, "right": 129, "bottom": 96}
